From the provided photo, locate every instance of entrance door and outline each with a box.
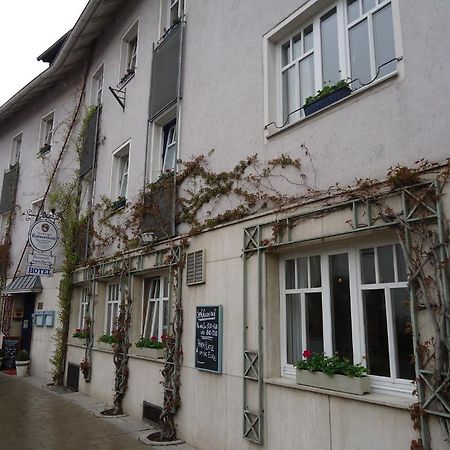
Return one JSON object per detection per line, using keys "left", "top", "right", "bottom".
{"left": 20, "top": 294, "right": 35, "bottom": 353}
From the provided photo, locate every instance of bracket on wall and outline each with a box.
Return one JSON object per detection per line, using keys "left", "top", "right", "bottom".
{"left": 108, "top": 86, "right": 126, "bottom": 110}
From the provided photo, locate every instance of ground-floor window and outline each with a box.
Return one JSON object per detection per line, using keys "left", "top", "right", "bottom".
{"left": 105, "top": 283, "right": 120, "bottom": 335}
{"left": 78, "top": 288, "right": 89, "bottom": 329}
{"left": 142, "top": 276, "right": 169, "bottom": 340}
{"left": 281, "top": 242, "right": 414, "bottom": 392}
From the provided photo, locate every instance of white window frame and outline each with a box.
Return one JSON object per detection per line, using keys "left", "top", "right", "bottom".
{"left": 119, "top": 20, "right": 139, "bottom": 84}
{"left": 91, "top": 64, "right": 104, "bottom": 106}
{"left": 78, "top": 288, "right": 90, "bottom": 330}
{"left": 280, "top": 240, "right": 413, "bottom": 395}
{"left": 162, "top": 120, "right": 177, "bottom": 172}
{"left": 10, "top": 132, "right": 22, "bottom": 165}
{"left": 141, "top": 275, "right": 169, "bottom": 340}
{"left": 148, "top": 105, "right": 179, "bottom": 183}
{"left": 105, "top": 283, "right": 120, "bottom": 335}
{"left": 264, "top": 0, "right": 401, "bottom": 129}
{"left": 110, "top": 142, "right": 130, "bottom": 200}
{"left": 159, "top": 0, "right": 185, "bottom": 37}
{"left": 39, "top": 111, "right": 55, "bottom": 151}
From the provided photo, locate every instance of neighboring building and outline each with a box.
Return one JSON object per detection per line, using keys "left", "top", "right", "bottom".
{"left": 0, "top": 1, "right": 449, "bottom": 449}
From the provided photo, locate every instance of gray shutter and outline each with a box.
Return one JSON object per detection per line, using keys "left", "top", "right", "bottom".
{"left": 80, "top": 109, "right": 98, "bottom": 177}
{"left": 186, "top": 250, "right": 205, "bottom": 285}
{"left": 142, "top": 184, "right": 174, "bottom": 239}
{"left": 0, "top": 164, "right": 19, "bottom": 214}
{"left": 149, "top": 24, "right": 182, "bottom": 119}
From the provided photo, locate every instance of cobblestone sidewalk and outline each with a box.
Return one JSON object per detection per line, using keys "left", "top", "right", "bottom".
{"left": 0, "top": 373, "right": 194, "bottom": 450}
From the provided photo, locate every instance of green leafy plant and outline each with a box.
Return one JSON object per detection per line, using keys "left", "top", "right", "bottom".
{"left": 98, "top": 333, "right": 120, "bottom": 345}
{"left": 304, "top": 80, "right": 350, "bottom": 106}
{"left": 135, "top": 335, "right": 168, "bottom": 350}
{"left": 72, "top": 328, "right": 90, "bottom": 339}
{"left": 15, "top": 350, "right": 30, "bottom": 361}
{"left": 295, "top": 350, "right": 368, "bottom": 378}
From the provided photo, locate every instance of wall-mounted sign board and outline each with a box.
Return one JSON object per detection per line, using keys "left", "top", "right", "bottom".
{"left": 1, "top": 336, "right": 20, "bottom": 369}
{"left": 195, "top": 305, "right": 223, "bottom": 374}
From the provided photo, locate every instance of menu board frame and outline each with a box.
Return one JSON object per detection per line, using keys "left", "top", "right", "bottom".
{"left": 195, "top": 305, "right": 223, "bottom": 374}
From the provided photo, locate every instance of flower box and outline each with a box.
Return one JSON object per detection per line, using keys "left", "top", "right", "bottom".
{"left": 135, "top": 347, "right": 165, "bottom": 359}
{"left": 96, "top": 341, "right": 114, "bottom": 351}
{"left": 111, "top": 197, "right": 126, "bottom": 210}
{"left": 304, "top": 86, "right": 351, "bottom": 116}
{"left": 296, "top": 369, "right": 371, "bottom": 395}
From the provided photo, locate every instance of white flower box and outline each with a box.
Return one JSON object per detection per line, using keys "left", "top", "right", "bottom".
{"left": 135, "top": 347, "right": 165, "bottom": 359}
{"left": 296, "top": 369, "right": 371, "bottom": 395}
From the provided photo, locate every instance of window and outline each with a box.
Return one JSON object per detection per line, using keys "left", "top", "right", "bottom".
{"left": 105, "top": 283, "right": 120, "bottom": 335}
{"left": 162, "top": 120, "right": 177, "bottom": 172}
{"left": 281, "top": 242, "right": 414, "bottom": 393}
{"left": 78, "top": 288, "right": 90, "bottom": 330}
{"left": 169, "top": 0, "right": 184, "bottom": 28}
{"left": 39, "top": 112, "right": 54, "bottom": 153}
{"left": 142, "top": 276, "right": 169, "bottom": 340}
{"left": 10, "top": 133, "right": 22, "bottom": 165}
{"left": 119, "top": 21, "right": 138, "bottom": 85}
{"left": 266, "top": 0, "right": 397, "bottom": 126}
{"left": 111, "top": 143, "right": 130, "bottom": 200}
{"left": 159, "top": 0, "right": 184, "bottom": 37}
{"left": 91, "top": 64, "right": 104, "bottom": 106}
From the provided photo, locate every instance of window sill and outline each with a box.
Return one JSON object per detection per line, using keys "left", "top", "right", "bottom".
{"left": 117, "top": 71, "right": 135, "bottom": 90}
{"left": 264, "top": 376, "right": 413, "bottom": 411}
{"left": 129, "top": 353, "right": 166, "bottom": 364}
{"left": 265, "top": 71, "right": 399, "bottom": 139}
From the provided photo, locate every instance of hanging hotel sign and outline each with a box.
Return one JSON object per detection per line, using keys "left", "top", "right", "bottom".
{"left": 26, "top": 252, "right": 55, "bottom": 276}
{"left": 28, "top": 219, "right": 59, "bottom": 253}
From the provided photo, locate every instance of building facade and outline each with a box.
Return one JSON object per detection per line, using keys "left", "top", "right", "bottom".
{"left": 0, "top": 1, "right": 449, "bottom": 449}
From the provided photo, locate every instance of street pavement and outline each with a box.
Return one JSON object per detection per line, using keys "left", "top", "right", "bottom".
{"left": 0, "top": 372, "right": 193, "bottom": 450}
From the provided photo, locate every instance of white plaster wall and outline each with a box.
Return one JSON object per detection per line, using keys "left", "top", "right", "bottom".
{"left": 30, "top": 274, "right": 62, "bottom": 379}
{"left": 180, "top": 0, "right": 450, "bottom": 191}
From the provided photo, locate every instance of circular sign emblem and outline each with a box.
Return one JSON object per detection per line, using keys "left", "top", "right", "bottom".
{"left": 28, "top": 220, "right": 59, "bottom": 252}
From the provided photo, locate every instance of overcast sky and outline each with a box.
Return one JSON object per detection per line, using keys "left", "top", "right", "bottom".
{"left": 0, "top": 0, "right": 88, "bottom": 105}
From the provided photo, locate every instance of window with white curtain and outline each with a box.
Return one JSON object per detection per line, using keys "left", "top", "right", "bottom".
{"left": 142, "top": 276, "right": 169, "bottom": 340}
{"left": 105, "top": 283, "right": 120, "bottom": 335}
{"left": 78, "top": 288, "right": 90, "bottom": 330}
{"left": 281, "top": 242, "right": 414, "bottom": 393}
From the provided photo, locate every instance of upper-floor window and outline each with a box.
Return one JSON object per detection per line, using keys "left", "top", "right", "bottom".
{"left": 266, "top": 0, "right": 397, "bottom": 127}
{"left": 91, "top": 64, "right": 104, "bottom": 106}
{"left": 39, "top": 112, "right": 54, "bottom": 154}
{"left": 111, "top": 142, "right": 130, "bottom": 201}
{"left": 119, "top": 21, "right": 138, "bottom": 86}
{"left": 10, "top": 133, "right": 22, "bottom": 165}
{"left": 169, "top": 0, "right": 184, "bottom": 27}
{"left": 162, "top": 120, "right": 177, "bottom": 172}
{"left": 281, "top": 242, "right": 413, "bottom": 394}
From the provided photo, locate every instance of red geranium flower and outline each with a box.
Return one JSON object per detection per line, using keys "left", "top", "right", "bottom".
{"left": 303, "top": 349, "right": 313, "bottom": 359}
{"left": 150, "top": 336, "right": 158, "bottom": 341}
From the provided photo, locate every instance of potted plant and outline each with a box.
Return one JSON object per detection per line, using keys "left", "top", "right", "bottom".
{"left": 303, "top": 80, "right": 352, "bottom": 116}
{"left": 15, "top": 350, "right": 30, "bottom": 377}
{"left": 97, "top": 332, "right": 120, "bottom": 350}
{"left": 72, "top": 328, "right": 90, "bottom": 340}
{"left": 135, "top": 335, "right": 167, "bottom": 359}
{"left": 295, "top": 349, "right": 370, "bottom": 395}
{"left": 111, "top": 196, "right": 127, "bottom": 210}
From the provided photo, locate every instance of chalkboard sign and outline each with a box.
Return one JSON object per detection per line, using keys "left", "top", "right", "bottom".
{"left": 2, "top": 336, "right": 20, "bottom": 369}
{"left": 195, "top": 305, "right": 223, "bottom": 373}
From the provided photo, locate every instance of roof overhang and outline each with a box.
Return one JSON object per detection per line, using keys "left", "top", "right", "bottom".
{"left": 2, "top": 275, "right": 43, "bottom": 295}
{"left": 0, "top": 0, "right": 127, "bottom": 123}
